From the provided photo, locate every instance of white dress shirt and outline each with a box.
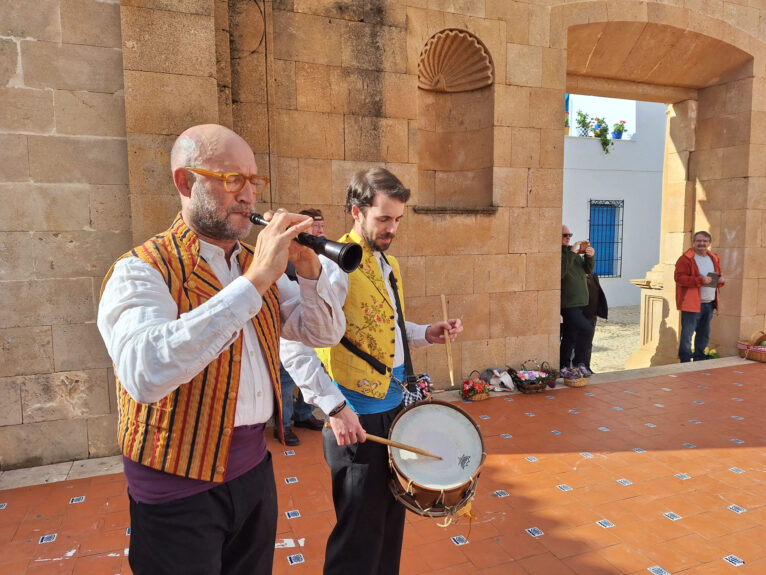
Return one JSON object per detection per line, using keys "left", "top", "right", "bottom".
{"left": 280, "top": 252, "right": 430, "bottom": 412}
{"left": 98, "top": 239, "right": 345, "bottom": 426}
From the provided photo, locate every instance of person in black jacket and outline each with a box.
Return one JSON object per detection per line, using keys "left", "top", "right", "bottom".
{"left": 581, "top": 273, "right": 608, "bottom": 373}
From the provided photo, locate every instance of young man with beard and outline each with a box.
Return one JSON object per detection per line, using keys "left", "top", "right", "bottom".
{"left": 97, "top": 124, "right": 346, "bottom": 575}
{"left": 282, "top": 168, "right": 463, "bottom": 574}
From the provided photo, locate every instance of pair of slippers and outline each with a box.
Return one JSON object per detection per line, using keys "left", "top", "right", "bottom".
{"left": 561, "top": 364, "right": 592, "bottom": 380}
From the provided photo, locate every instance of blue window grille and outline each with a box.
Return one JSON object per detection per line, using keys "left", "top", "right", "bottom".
{"left": 588, "top": 200, "right": 623, "bottom": 278}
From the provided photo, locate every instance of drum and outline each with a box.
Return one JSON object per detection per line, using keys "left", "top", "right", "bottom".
{"left": 387, "top": 399, "right": 485, "bottom": 518}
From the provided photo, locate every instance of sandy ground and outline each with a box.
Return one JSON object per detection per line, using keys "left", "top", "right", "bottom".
{"left": 589, "top": 305, "right": 641, "bottom": 373}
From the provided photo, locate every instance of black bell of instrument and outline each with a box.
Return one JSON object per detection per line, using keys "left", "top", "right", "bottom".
{"left": 249, "top": 213, "right": 362, "bottom": 273}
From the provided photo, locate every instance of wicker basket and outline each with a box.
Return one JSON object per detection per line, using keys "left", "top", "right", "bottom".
{"left": 741, "top": 331, "right": 766, "bottom": 363}
{"left": 465, "top": 391, "right": 490, "bottom": 401}
{"left": 508, "top": 361, "right": 557, "bottom": 394}
{"left": 562, "top": 375, "right": 588, "bottom": 388}
{"left": 461, "top": 371, "right": 491, "bottom": 401}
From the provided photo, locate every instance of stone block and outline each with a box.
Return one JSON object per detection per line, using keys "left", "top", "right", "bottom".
{"left": 433, "top": 168, "right": 493, "bottom": 207}
{"left": 723, "top": 3, "right": 759, "bottom": 40}
{"left": 299, "top": 159, "right": 333, "bottom": 205}
{"left": 273, "top": 10, "right": 343, "bottom": 66}
{"left": 0, "top": 134, "right": 29, "bottom": 182}
{"left": 125, "top": 132, "right": 175, "bottom": 198}
{"left": 528, "top": 169, "right": 562, "bottom": 208}
{"left": 384, "top": 73, "right": 417, "bottom": 120}
{"left": 124, "top": 70, "right": 219, "bottom": 136}
{"left": 493, "top": 126, "right": 512, "bottom": 167}
{"left": 276, "top": 109, "right": 344, "bottom": 160}
{"left": 0, "top": 0, "right": 61, "bottom": 42}
{"left": 429, "top": 293, "right": 490, "bottom": 341}
{"left": 525, "top": 252, "right": 556, "bottom": 291}
{"left": 508, "top": 207, "right": 538, "bottom": 253}
{"left": 418, "top": 88, "right": 494, "bottom": 133}
{"left": 0, "top": 327, "right": 53, "bottom": 379}
{"left": 494, "top": 84, "right": 530, "bottom": 128}
{"left": 505, "top": 334, "right": 552, "bottom": 368}
{"left": 540, "top": 128, "right": 564, "bottom": 170}
{"left": 492, "top": 167, "right": 527, "bottom": 208}
{"left": 0, "top": 278, "right": 96, "bottom": 329}
{"left": 490, "top": 290, "right": 538, "bottom": 337}
{"left": 542, "top": 47, "right": 566, "bottom": 89}
{"left": 342, "top": 21, "right": 407, "bottom": 73}
{"left": 507, "top": 43, "right": 542, "bottom": 88}
{"left": 486, "top": 0, "right": 529, "bottom": 44}
{"left": 61, "top": 0, "right": 121, "bottom": 48}
{"left": 474, "top": 253, "right": 525, "bottom": 293}
{"left": 0, "top": 419, "right": 88, "bottom": 469}
{"left": 757, "top": 278, "right": 766, "bottom": 315}
{"left": 398, "top": 256, "right": 426, "bottom": 297}
{"left": 0, "top": 183, "right": 90, "bottom": 232}
{"left": 690, "top": 148, "right": 724, "bottom": 182}
{"left": 122, "top": 6, "right": 215, "bottom": 76}
{"left": 271, "top": 58, "right": 295, "bottom": 109}
{"left": 407, "top": 209, "right": 508, "bottom": 256}
{"left": 722, "top": 146, "right": 750, "bottom": 179}
{"left": 423, "top": 256, "right": 477, "bottom": 296}
{"left": 54, "top": 90, "right": 126, "bottom": 137}
{"left": 1, "top": 221, "right": 121, "bottom": 280}
{"left": 233, "top": 102, "right": 270, "bottom": 154}
{"left": 295, "top": 62, "right": 336, "bottom": 113}
{"left": 87, "top": 413, "right": 121, "bottom": 457}
{"left": 0, "top": 377, "right": 22, "bottom": 426}
{"left": 90, "top": 185, "right": 132, "bottom": 232}
{"left": 120, "top": 0, "right": 213, "bottom": 16}
{"left": 21, "top": 41, "right": 123, "bottom": 93}
{"left": 345, "top": 115, "right": 409, "bottom": 163}
{"left": 331, "top": 68, "right": 386, "bottom": 117}
{"left": 536, "top": 289, "right": 561, "bottom": 331}
{"left": 274, "top": 157, "right": 301, "bottom": 205}
{"left": 28, "top": 136, "right": 128, "bottom": 185}
{"left": 0, "top": 88, "right": 53, "bottom": 133}
{"left": 52, "top": 323, "right": 114, "bottom": 372}
{"left": 0, "top": 38, "right": 17, "bottom": 87}
{"left": 528, "top": 4, "right": 550, "bottom": 48}
{"left": 418, "top": 128, "right": 493, "bottom": 171}
{"left": 511, "top": 127, "right": 541, "bottom": 168}
{"left": 21, "top": 369, "right": 110, "bottom": 424}
{"left": 460, "top": 338, "right": 506, "bottom": 376}
{"left": 129, "top": 195, "right": 182, "bottom": 245}
{"left": 528, "top": 88, "right": 563, "bottom": 130}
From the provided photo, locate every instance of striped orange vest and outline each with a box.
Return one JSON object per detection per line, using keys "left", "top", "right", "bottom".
{"left": 101, "top": 214, "right": 282, "bottom": 482}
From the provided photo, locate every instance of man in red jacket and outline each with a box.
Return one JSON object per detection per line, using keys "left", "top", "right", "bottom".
{"left": 674, "top": 231, "right": 725, "bottom": 362}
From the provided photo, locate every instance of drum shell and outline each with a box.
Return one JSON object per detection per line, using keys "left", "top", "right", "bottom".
{"left": 387, "top": 399, "right": 485, "bottom": 516}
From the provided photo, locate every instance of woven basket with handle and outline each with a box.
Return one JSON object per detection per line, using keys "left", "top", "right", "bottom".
{"left": 740, "top": 331, "right": 766, "bottom": 363}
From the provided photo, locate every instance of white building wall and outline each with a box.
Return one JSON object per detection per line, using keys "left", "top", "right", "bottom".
{"left": 563, "top": 100, "right": 667, "bottom": 307}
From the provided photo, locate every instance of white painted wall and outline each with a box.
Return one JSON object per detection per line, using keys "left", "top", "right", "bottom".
{"left": 563, "top": 99, "right": 667, "bottom": 307}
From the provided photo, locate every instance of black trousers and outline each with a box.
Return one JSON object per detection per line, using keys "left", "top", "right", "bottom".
{"left": 323, "top": 405, "right": 405, "bottom": 575}
{"left": 128, "top": 453, "right": 277, "bottom": 575}
{"left": 560, "top": 306, "right": 595, "bottom": 368}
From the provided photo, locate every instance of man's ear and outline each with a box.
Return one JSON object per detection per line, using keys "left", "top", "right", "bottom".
{"left": 174, "top": 167, "right": 193, "bottom": 198}
{"left": 350, "top": 204, "right": 361, "bottom": 222}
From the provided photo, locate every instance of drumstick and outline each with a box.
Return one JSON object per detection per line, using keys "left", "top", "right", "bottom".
{"left": 322, "top": 423, "right": 443, "bottom": 460}
{"left": 441, "top": 294, "right": 455, "bottom": 387}
{"left": 366, "top": 433, "right": 443, "bottom": 460}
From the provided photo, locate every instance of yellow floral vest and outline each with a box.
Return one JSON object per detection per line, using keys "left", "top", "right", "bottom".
{"left": 317, "top": 229, "right": 405, "bottom": 399}
{"left": 100, "top": 214, "right": 282, "bottom": 482}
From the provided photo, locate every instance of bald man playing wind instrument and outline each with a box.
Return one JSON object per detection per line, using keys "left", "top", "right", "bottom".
{"left": 97, "top": 124, "right": 346, "bottom": 575}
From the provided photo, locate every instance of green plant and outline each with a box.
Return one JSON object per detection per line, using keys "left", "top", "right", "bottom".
{"left": 565, "top": 111, "right": 569, "bottom": 128}
{"left": 593, "top": 117, "right": 613, "bottom": 154}
{"left": 575, "top": 110, "right": 591, "bottom": 134}
{"left": 613, "top": 120, "right": 626, "bottom": 134}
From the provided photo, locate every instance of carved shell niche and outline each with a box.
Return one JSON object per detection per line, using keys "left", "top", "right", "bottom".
{"left": 418, "top": 29, "right": 494, "bottom": 93}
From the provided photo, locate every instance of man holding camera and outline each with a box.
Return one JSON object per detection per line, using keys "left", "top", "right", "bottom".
{"left": 560, "top": 225, "right": 596, "bottom": 375}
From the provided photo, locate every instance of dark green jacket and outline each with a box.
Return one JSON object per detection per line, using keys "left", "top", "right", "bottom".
{"left": 561, "top": 246, "right": 594, "bottom": 308}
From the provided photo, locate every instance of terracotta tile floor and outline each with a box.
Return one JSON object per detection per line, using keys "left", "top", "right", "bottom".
{"left": 2, "top": 360, "right": 766, "bottom": 574}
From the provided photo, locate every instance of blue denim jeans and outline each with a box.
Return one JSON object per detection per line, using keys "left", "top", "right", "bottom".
{"left": 678, "top": 302, "right": 714, "bottom": 362}
{"left": 279, "top": 363, "right": 314, "bottom": 429}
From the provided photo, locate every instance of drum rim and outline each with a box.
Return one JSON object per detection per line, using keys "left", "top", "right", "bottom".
{"left": 387, "top": 398, "right": 486, "bottom": 492}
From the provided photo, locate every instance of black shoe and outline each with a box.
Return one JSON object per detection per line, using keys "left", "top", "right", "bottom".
{"left": 275, "top": 427, "right": 300, "bottom": 446}
{"left": 293, "top": 415, "right": 325, "bottom": 431}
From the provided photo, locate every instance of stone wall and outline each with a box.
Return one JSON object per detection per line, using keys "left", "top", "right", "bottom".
{"left": 0, "top": 0, "right": 129, "bottom": 469}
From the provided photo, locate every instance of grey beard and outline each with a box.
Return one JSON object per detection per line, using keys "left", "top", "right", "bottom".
{"left": 188, "top": 189, "right": 247, "bottom": 241}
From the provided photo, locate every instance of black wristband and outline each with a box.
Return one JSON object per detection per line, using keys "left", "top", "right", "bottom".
{"left": 328, "top": 401, "right": 346, "bottom": 417}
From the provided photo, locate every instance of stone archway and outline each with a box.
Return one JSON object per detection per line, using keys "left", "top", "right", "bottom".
{"left": 551, "top": 1, "right": 765, "bottom": 365}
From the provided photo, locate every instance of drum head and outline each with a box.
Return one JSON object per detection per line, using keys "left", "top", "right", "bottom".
{"left": 389, "top": 401, "right": 483, "bottom": 490}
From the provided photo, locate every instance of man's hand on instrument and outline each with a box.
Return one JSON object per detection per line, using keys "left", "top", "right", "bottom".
{"left": 425, "top": 319, "right": 463, "bottom": 344}
{"left": 245, "top": 209, "right": 317, "bottom": 293}
{"left": 329, "top": 405, "right": 366, "bottom": 446}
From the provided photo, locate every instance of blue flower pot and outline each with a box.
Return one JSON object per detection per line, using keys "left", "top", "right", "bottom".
{"left": 612, "top": 131, "right": 623, "bottom": 140}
